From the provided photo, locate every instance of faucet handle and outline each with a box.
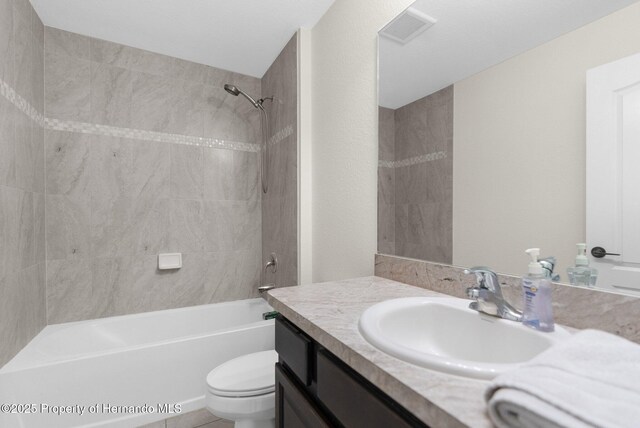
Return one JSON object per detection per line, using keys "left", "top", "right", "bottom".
{"left": 463, "top": 266, "right": 495, "bottom": 276}
{"left": 464, "top": 266, "right": 492, "bottom": 286}
{"left": 463, "top": 266, "right": 500, "bottom": 294}
{"left": 264, "top": 253, "right": 278, "bottom": 274}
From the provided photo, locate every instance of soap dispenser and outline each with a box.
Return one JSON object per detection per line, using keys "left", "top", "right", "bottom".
{"left": 522, "top": 248, "right": 554, "bottom": 332}
{"left": 567, "top": 243, "right": 598, "bottom": 287}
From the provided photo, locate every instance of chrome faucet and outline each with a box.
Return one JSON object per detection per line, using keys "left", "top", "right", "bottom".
{"left": 539, "top": 256, "right": 560, "bottom": 282}
{"left": 464, "top": 266, "right": 523, "bottom": 322}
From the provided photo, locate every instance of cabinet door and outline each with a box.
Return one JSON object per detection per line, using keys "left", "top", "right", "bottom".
{"left": 275, "top": 363, "right": 331, "bottom": 428}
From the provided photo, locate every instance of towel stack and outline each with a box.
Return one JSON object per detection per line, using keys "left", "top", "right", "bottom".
{"left": 486, "top": 329, "right": 640, "bottom": 428}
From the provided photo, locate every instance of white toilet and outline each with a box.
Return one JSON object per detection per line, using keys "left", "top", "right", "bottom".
{"left": 206, "top": 350, "right": 279, "bottom": 428}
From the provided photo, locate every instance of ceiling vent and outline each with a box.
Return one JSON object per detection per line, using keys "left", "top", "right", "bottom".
{"left": 379, "top": 7, "right": 437, "bottom": 45}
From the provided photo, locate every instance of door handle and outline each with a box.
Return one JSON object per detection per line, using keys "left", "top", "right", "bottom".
{"left": 591, "top": 246, "right": 621, "bottom": 258}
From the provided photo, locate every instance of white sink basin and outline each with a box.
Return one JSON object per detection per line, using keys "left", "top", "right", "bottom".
{"left": 358, "top": 297, "right": 570, "bottom": 379}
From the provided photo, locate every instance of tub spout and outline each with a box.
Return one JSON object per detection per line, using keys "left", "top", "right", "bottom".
{"left": 258, "top": 284, "right": 275, "bottom": 293}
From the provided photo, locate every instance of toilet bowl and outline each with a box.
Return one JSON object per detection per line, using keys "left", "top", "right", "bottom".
{"left": 206, "top": 350, "right": 278, "bottom": 428}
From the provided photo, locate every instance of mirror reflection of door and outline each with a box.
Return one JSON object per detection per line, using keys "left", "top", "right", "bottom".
{"left": 587, "top": 52, "right": 640, "bottom": 296}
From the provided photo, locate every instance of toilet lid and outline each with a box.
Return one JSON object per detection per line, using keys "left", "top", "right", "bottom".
{"left": 207, "top": 350, "right": 278, "bottom": 398}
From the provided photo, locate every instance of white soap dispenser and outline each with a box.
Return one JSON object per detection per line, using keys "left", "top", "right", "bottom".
{"left": 522, "top": 248, "right": 555, "bottom": 332}
{"left": 567, "top": 243, "right": 598, "bottom": 287}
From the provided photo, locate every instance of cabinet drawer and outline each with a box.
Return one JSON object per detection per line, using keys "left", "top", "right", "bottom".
{"left": 276, "top": 364, "right": 330, "bottom": 428}
{"left": 275, "top": 316, "right": 312, "bottom": 385}
{"left": 316, "top": 350, "right": 424, "bottom": 428}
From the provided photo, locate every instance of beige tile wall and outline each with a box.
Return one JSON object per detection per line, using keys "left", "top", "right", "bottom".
{"left": 378, "top": 107, "right": 395, "bottom": 254}
{"left": 44, "top": 28, "right": 264, "bottom": 323}
{"left": 377, "top": 86, "right": 453, "bottom": 264}
{"left": 0, "top": 0, "right": 46, "bottom": 366}
{"left": 261, "top": 34, "right": 298, "bottom": 288}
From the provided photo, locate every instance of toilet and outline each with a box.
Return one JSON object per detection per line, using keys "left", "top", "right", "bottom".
{"left": 206, "top": 350, "right": 279, "bottom": 428}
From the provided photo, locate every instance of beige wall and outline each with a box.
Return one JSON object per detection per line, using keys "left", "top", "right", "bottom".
{"left": 310, "top": 0, "right": 413, "bottom": 282}
{"left": 453, "top": 2, "right": 640, "bottom": 276}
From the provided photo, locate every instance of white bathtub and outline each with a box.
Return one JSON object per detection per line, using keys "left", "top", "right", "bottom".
{"left": 0, "top": 298, "right": 275, "bottom": 428}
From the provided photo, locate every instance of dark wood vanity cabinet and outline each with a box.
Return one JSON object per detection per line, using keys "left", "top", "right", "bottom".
{"left": 275, "top": 316, "right": 429, "bottom": 428}
{"left": 275, "top": 363, "right": 331, "bottom": 427}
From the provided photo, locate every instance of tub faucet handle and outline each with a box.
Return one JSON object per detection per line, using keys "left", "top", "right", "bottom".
{"left": 265, "top": 253, "right": 277, "bottom": 274}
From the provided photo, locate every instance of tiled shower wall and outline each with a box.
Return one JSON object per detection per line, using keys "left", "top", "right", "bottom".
{"left": 44, "top": 28, "right": 264, "bottom": 323}
{"left": 261, "top": 35, "right": 297, "bottom": 288}
{"left": 378, "top": 86, "right": 453, "bottom": 264}
{"left": 0, "top": 0, "right": 46, "bottom": 366}
{"left": 378, "top": 106, "right": 395, "bottom": 254}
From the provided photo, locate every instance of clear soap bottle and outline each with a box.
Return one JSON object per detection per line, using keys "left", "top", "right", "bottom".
{"left": 567, "top": 243, "right": 598, "bottom": 287}
{"left": 522, "top": 248, "right": 555, "bottom": 332}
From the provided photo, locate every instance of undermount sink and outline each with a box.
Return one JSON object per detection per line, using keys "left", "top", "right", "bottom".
{"left": 358, "top": 297, "right": 570, "bottom": 379}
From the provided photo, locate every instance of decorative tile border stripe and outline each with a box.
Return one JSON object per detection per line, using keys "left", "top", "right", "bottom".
{"left": 44, "top": 118, "right": 261, "bottom": 152}
{"left": 3, "top": 74, "right": 292, "bottom": 154}
{"left": 268, "top": 124, "right": 294, "bottom": 147}
{"left": 0, "top": 77, "right": 45, "bottom": 127}
{"left": 378, "top": 151, "right": 447, "bottom": 168}
{"left": 397, "top": 151, "right": 447, "bottom": 167}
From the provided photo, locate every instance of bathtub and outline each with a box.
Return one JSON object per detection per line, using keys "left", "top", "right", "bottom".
{"left": 0, "top": 298, "right": 275, "bottom": 428}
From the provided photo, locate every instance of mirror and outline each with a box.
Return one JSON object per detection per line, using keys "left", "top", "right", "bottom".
{"left": 377, "top": 0, "right": 640, "bottom": 295}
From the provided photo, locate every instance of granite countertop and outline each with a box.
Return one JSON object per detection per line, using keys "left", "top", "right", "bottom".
{"left": 266, "top": 276, "right": 494, "bottom": 428}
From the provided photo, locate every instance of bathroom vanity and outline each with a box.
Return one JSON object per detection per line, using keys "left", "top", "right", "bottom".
{"left": 267, "top": 277, "right": 496, "bottom": 428}
{"left": 275, "top": 315, "right": 427, "bottom": 427}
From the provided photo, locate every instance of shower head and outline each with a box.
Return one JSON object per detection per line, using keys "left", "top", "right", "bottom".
{"left": 223, "top": 84, "right": 240, "bottom": 96}
{"left": 224, "top": 83, "right": 260, "bottom": 108}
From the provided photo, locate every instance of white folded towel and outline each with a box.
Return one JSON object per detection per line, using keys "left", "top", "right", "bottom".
{"left": 485, "top": 329, "right": 640, "bottom": 428}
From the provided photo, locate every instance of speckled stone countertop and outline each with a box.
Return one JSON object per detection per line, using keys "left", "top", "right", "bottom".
{"left": 266, "top": 276, "right": 494, "bottom": 428}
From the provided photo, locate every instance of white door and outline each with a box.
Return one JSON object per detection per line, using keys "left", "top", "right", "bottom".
{"left": 586, "top": 52, "right": 640, "bottom": 295}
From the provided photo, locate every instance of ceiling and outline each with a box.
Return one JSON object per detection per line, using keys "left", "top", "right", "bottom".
{"left": 31, "top": 0, "right": 335, "bottom": 78}
{"left": 379, "top": 0, "right": 640, "bottom": 109}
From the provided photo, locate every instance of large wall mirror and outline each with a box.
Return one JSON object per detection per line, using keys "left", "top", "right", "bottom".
{"left": 377, "top": 0, "right": 640, "bottom": 296}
